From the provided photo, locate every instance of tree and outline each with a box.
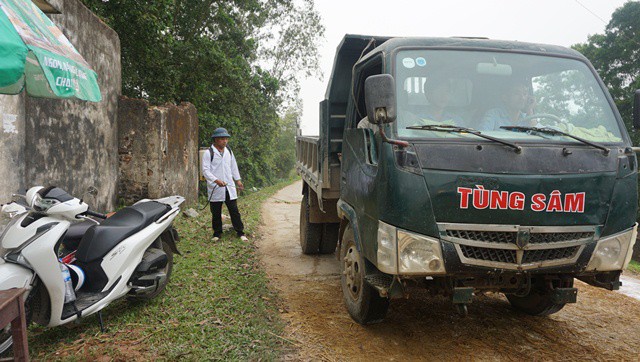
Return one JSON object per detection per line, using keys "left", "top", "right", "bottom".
{"left": 81, "top": 0, "right": 324, "bottom": 185}
{"left": 270, "top": 103, "right": 300, "bottom": 180}
{"left": 573, "top": 1, "right": 640, "bottom": 219}
{"left": 257, "top": 0, "right": 325, "bottom": 108}
{"left": 573, "top": 1, "right": 640, "bottom": 132}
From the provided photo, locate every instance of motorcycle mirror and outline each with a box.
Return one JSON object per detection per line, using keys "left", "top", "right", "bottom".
{"left": 86, "top": 186, "right": 98, "bottom": 197}
{"left": 2, "top": 202, "right": 27, "bottom": 216}
{"left": 11, "top": 193, "right": 26, "bottom": 201}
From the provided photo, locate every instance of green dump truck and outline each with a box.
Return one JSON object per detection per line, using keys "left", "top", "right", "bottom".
{"left": 296, "top": 34, "right": 640, "bottom": 324}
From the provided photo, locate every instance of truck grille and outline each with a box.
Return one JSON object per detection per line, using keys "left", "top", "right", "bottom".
{"left": 447, "top": 230, "right": 593, "bottom": 244}
{"left": 460, "top": 245, "right": 580, "bottom": 264}
{"left": 446, "top": 230, "right": 515, "bottom": 244}
{"left": 522, "top": 246, "right": 581, "bottom": 263}
{"left": 460, "top": 245, "right": 517, "bottom": 263}
{"left": 529, "top": 232, "right": 593, "bottom": 244}
{"left": 439, "top": 223, "right": 597, "bottom": 270}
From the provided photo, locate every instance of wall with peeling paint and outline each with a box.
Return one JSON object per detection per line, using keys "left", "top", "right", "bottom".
{"left": 0, "top": 94, "right": 26, "bottom": 200}
{"left": 118, "top": 97, "right": 199, "bottom": 206}
{"left": 23, "top": 0, "right": 121, "bottom": 210}
{"left": 0, "top": 0, "right": 200, "bottom": 212}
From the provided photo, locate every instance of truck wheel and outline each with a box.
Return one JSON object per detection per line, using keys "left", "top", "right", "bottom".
{"left": 300, "top": 192, "right": 322, "bottom": 254}
{"left": 506, "top": 282, "right": 570, "bottom": 316}
{"left": 340, "top": 225, "right": 389, "bottom": 324}
{"left": 319, "top": 223, "right": 339, "bottom": 254}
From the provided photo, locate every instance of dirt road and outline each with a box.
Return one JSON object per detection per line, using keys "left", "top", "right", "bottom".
{"left": 257, "top": 180, "right": 640, "bottom": 361}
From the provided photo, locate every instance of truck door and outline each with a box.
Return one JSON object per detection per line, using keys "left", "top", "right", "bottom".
{"left": 341, "top": 55, "right": 383, "bottom": 261}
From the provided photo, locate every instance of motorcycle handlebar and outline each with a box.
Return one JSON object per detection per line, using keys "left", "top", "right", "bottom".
{"left": 85, "top": 210, "right": 108, "bottom": 219}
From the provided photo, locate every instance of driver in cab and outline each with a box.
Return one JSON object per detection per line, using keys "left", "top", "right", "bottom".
{"left": 478, "top": 81, "right": 536, "bottom": 131}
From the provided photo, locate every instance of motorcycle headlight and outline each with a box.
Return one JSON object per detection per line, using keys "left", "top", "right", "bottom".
{"left": 398, "top": 230, "right": 446, "bottom": 275}
{"left": 377, "top": 221, "right": 397, "bottom": 274}
{"left": 586, "top": 224, "right": 637, "bottom": 271}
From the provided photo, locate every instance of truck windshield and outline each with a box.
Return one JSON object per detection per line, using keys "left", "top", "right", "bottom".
{"left": 395, "top": 50, "right": 623, "bottom": 143}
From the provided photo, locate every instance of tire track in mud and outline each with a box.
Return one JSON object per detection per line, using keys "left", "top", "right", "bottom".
{"left": 257, "top": 180, "right": 640, "bottom": 361}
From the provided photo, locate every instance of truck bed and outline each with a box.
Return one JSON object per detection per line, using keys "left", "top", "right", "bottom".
{"left": 296, "top": 134, "right": 340, "bottom": 207}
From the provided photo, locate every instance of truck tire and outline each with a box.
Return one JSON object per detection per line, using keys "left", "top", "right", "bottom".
{"left": 506, "top": 280, "right": 572, "bottom": 316}
{"left": 319, "top": 223, "right": 340, "bottom": 254}
{"left": 340, "top": 225, "right": 389, "bottom": 324}
{"left": 300, "top": 192, "right": 322, "bottom": 254}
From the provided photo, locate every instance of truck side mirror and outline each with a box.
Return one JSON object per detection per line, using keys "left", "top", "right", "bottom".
{"left": 634, "top": 89, "right": 640, "bottom": 130}
{"left": 365, "top": 74, "right": 397, "bottom": 124}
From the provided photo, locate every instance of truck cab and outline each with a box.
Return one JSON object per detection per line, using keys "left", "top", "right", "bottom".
{"left": 296, "top": 35, "right": 639, "bottom": 324}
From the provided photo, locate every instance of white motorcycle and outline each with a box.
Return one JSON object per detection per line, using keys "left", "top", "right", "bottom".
{"left": 0, "top": 186, "right": 184, "bottom": 354}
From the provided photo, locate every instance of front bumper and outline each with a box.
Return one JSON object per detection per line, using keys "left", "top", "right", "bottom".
{"left": 376, "top": 222, "right": 636, "bottom": 276}
{"left": 437, "top": 222, "right": 637, "bottom": 274}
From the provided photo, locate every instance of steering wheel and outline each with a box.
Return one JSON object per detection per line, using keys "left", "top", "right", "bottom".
{"left": 520, "top": 113, "right": 563, "bottom": 127}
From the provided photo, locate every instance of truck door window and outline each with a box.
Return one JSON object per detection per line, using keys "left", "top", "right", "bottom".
{"left": 349, "top": 56, "right": 383, "bottom": 128}
{"left": 348, "top": 56, "right": 383, "bottom": 165}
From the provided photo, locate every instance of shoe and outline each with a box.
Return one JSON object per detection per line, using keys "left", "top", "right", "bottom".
{"left": 212, "top": 236, "right": 220, "bottom": 242}
{"left": 240, "top": 235, "right": 248, "bottom": 242}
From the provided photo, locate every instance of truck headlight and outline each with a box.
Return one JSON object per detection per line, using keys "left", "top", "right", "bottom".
{"left": 586, "top": 224, "right": 637, "bottom": 271}
{"left": 377, "top": 221, "right": 397, "bottom": 274}
{"left": 398, "top": 230, "right": 446, "bottom": 274}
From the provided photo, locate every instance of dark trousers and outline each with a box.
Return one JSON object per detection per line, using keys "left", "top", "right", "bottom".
{"left": 210, "top": 190, "right": 244, "bottom": 237}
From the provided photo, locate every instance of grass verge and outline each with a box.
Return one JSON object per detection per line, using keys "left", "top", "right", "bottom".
{"left": 27, "top": 177, "right": 298, "bottom": 361}
{"left": 628, "top": 260, "right": 640, "bottom": 274}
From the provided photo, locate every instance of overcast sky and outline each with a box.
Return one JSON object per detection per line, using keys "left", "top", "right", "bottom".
{"left": 298, "top": 0, "right": 630, "bottom": 135}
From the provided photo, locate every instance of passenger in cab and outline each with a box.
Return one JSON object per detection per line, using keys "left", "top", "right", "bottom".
{"left": 403, "top": 76, "right": 463, "bottom": 126}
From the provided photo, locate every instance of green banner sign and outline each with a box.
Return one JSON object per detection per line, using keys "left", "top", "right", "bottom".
{"left": 0, "top": 0, "right": 101, "bottom": 102}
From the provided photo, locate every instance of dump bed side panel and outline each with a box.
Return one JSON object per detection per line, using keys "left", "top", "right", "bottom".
{"left": 296, "top": 135, "right": 320, "bottom": 192}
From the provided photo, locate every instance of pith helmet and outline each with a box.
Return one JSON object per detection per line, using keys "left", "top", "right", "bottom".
{"left": 211, "top": 127, "right": 231, "bottom": 139}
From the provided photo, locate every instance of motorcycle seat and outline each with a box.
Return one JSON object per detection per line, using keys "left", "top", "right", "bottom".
{"left": 61, "top": 220, "right": 95, "bottom": 251}
{"left": 75, "top": 201, "right": 171, "bottom": 263}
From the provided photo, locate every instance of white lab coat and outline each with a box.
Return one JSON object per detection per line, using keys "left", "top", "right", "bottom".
{"left": 202, "top": 146, "right": 241, "bottom": 202}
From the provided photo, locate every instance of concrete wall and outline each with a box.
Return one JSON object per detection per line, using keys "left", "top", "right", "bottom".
{"left": 118, "top": 97, "right": 199, "bottom": 205}
{"left": 23, "top": 0, "right": 121, "bottom": 210}
{"left": 0, "top": 94, "right": 26, "bottom": 200}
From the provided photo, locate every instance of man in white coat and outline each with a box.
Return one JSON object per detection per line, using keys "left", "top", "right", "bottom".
{"left": 202, "top": 128, "right": 247, "bottom": 241}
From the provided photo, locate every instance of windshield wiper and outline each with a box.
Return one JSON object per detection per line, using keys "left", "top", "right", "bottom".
{"left": 406, "top": 124, "right": 522, "bottom": 153}
{"left": 499, "top": 126, "right": 610, "bottom": 156}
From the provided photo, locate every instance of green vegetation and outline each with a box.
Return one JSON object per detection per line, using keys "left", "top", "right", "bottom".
{"left": 573, "top": 2, "right": 640, "bottom": 220}
{"left": 573, "top": 1, "right": 640, "bottom": 136}
{"left": 27, "top": 178, "right": 298, "bottom": 360}
{"left": 80, "top": 0, "right": 323, "bottom": 187}
{"left": 629, "top": 260, "right": 640, "bottom": 274}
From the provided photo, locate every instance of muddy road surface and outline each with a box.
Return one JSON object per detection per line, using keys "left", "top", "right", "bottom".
{"left": 257, "top": 181, "right": 640, "bottom": 361}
